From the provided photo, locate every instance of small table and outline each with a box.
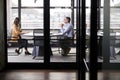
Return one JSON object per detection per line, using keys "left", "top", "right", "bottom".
{"left": 22, "top": 32, "right": 62, "bottom": 59}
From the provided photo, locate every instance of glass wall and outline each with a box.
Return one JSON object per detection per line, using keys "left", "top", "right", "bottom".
{"left": 50, "top": 0, "right": 76, "bottom": 62}
{"left": 21, "top": 0, "right": 43, "bottom": 29}
{"left": 109, "top": 0, "right": 120, "bottom": 63}
{"left": 98, "top": 0, "right": 120, "bottom": 63}
{"left": 7, "top": 0, "right": 18, "bottom": 37}
{"left": 6, "top": 0, "right": 91, "bottom": 69}
{"left": 7, "top": 0, "right": 44, "bottom": 63}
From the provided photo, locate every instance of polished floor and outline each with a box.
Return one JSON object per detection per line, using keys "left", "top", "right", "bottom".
{"left": 0, "top": 70, "right": 120, "bottom": 80}
{"left": 0, "top": 70, "right": 77, "bottom": 80}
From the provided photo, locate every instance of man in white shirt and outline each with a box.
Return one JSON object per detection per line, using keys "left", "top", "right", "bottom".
{"left": 58, "top": 17, "right": 74, "bottom": 56}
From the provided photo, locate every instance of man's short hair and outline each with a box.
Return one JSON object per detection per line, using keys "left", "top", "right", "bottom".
{"left": 66, "top": 17, "right": 71, "bottom": 23}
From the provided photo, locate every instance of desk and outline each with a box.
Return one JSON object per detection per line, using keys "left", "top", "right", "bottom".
{"left": 22, "top": 32, "right": 62, "bottom": 37}
{"left": 22, "top": 32, "right": 62, "bottom": 59}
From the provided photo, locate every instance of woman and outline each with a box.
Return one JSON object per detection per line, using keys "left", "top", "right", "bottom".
{"left": 11, "top": 17, "right": 31, "bottom": 55}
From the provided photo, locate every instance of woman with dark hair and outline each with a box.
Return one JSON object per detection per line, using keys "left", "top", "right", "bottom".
{"left": 11, "top": 17, "right": 31, "bottom": 55}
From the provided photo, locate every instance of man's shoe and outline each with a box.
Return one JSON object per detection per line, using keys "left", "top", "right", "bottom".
{"left": 25, "top": 51, "right": 31, "bottom": 55}
{"left": 66, "top": 48, "right": 71, "bottom": 54}
{"left": 61, "top": 50, "right": 67, "bottom": 56}
{"left": 15, "top": 49, "right": 20, "bottom": 55}
{"left": 61, "top": 53, "right": 67, "bottom": 56}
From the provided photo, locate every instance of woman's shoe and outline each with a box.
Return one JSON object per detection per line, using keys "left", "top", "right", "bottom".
{"left": 25, "top": 51, "right": 31, "bottom": 55}
{"left": 15, "top": 49, "right": 20, "bottom": 55}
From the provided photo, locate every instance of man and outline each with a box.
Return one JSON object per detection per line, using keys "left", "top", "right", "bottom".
{"left": 59, "top": 17, "right": 74, "bottom": 56}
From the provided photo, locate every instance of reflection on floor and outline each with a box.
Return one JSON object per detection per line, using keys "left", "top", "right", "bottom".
{"left": 0, "top": 70, "right": 77, "bottom": 80}
{"left": 97, "top": 70, "right": 120, "bottom": 80}
{"left": 0, "top": 70, "right": 120, "bottom": 80}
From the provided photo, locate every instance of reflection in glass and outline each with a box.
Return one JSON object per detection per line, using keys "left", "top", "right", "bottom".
{"left": 12, "top": 0, "right": 18, "bottom": 7}
{"left": 21, "top": 0, "right": 43, "bottom": 7}
{"left": 50, "top": 9, "right": 71, "bottom": 29}
{"left": 100, "top": 0, "right": 120, "bottom": 63}
{"left": 50, "top": 0, "right": 71, "bottom": 7}
{"left": 21, "top": 9, "right": 43, "bottom": 29}
{"left": 110, "top": 3, "right": 120, "bottom": 63}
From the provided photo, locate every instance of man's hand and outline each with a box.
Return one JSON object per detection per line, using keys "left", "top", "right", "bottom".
{"left": 61, "top": 23, "right": 64, "bottom": 28}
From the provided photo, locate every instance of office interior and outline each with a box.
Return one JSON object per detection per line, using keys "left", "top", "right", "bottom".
{"left": 0, "top": 0, "right": 120, "bottom": 80}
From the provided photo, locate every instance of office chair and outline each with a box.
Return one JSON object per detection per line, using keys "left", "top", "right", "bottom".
{"left": 7, "top": 30, "right": 23, "bottom": 55}
{"left": 50, "top": 31, "right": 76, "bottom": 55}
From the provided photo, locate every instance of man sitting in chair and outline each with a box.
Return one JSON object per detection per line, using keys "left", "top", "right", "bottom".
{"left": 58, "top": 17, "right": 74, "bottom": 56}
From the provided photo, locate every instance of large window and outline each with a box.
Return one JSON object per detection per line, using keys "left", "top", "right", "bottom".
{"left": 7, "top": 0, "right": 44, "bottom": 63}
{"left": 21, "top": 9, "right": 43, "bottom": 29}
{"left": 6, "top": 0, "right": 91, "bottom": 65}
{"left": 50, "top": 0, "right": 76, "bottom": 62}
{"left": 21, "top": 0, "right": 43, "bottom": 7}
{"left": 99, "top": 0, "right": 120, "bottom": 63}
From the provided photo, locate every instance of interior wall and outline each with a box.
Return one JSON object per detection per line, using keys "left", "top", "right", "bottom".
{"left": 0, "top": 0, "right": 6, "bottom": 70}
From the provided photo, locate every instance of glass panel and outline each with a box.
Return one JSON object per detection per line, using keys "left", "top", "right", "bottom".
{"left": 21, "top": 0, "right": 43, "bottom": 7}
{"left": 74, "top": 9, "right": 76, "bottom": 29}
{"left": 21, "top": 9, "right": 44, "bottom": 63}
{"left": 12, "top": 0, "right": 18, "bottom": 7}
{"left": 7, "top": 0, "right": 19, "bottom": 62}
{"left": 50, "top": 9, "right": 71, "bottom": 29}
{"left": 110, "top": 1, "right": 120, "bottom": 63}
{"left": 86, "top": 1, "right": 90, "bottom": 79}
{"left": 50, "top": 0, "right": 71, "bottom": 7}
{"left": 8, "top": 9, "right": 18, "bottom": 36}
{"left": 21, "top": 9, "right": 43, "bottom": 29}
{"left": 50, "top": 8, "right": 76, "bottom": 62}
{"left": 100, "top": 0, "right": 120, "bottom": 63}
{"left": 110, "top": 0, "right": 120, "bottom": 7}
{"left": 7, "top": 0, "right": 44, "bottom": 63}
{"left": 98, "top": 1, "right": 104, "bottom": 63}
{"left": 86, "top": 8, "right": 90, "bottom": 63}
{"left": 50, "top": 0, "right": 76, "bottom": 62}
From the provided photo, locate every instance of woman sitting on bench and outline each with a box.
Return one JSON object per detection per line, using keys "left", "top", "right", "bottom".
{"left": 11, "top": 17, "right": 31, "bottom": 55}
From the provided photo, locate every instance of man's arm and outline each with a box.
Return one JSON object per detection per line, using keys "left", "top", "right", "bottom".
{"left": 62, "top": 24, "right": 72, "bottom": 35}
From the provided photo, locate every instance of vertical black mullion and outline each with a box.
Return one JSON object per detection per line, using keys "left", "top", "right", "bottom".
{"left": 76, "top": 0, "right": 86, "bottom": 80}
{"left": 71, "top": 0, "right": 74, "bottom": 26}
{"left": 44, "top": 0, "right": 50, "bottom": 63}
{"left": 81, "top": 0, "right": 86, "bottom": 80}
{"left": 102, "top": 0, "right": 110, "bottom": 67}
{"left": 90, "top": 0, "right": 98, "bottom": 80}
{"left": 97, "top": 0, "right": 101, "bottom": 30}
{"left": 4, "top": 0, "right": 7, "bottom": 69}
{"left": 76, "top": 0, "right": 80, "bottom": 79}
{"left": 18, "top": 0, "right": 21, "bottom": 27}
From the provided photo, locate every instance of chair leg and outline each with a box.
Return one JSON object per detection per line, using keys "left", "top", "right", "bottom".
{"left": 58, "top": 47, "right": 61, "bottom": 54}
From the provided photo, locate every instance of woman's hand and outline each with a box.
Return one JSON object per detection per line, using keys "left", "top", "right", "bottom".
{"left": 22, "top": 32, "right": 29, "bottom": 34}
